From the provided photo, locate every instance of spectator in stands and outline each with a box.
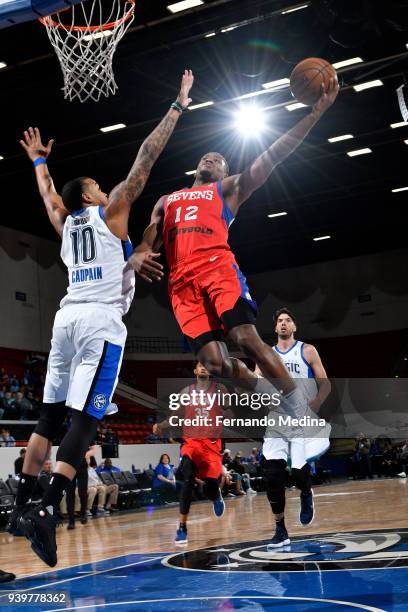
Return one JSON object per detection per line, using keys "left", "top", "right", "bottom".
{"left": 96, "top": 458, "right": 121, "bottom": 474}
{"left": 382, "top": 443, "right": 403, "bottom": 477}
{"left": 355, "top": 434, "right": 373, "bottom": 479}
{"left": 231, "top": 452, "right": 257, "bottom": 495}
{"left": 14, "top": 448, "right": 27, "bottom": 476}
{"left": 222, "top": 449, "right": 244, "bottom": 494}
{"left": 0, "top": 368, "right": 9, "bottom": 386}
{"left": 26, "top": 391, "right": 40, "bottom": 418}
{"left": 87, "top": 456, "right": 119, "bottom": 515}
{"left": 0, "top": 428, "right": 16, "bottom": 447}
{"left": 2, "top": 392, "right": 18, "bottom": 420}
{"left": 153, "top": 454, "right": 179, "bottom": 501}
{"left": 37, "top": 459, "right": 54, "bottom": 497}
{"left": 9, "top": 375, "right": 20, "bottom": 393}
{"left": 246, "top": 447, "right": 260, "bottom": 465}
{"left": 13, "top": 392, "right": 34, "bottom": 421}
{"left": 222, "top": 449, "right": 233, "bottom": 468}
{"left": 0, "top": 385, "right": 7, "bottom": 398}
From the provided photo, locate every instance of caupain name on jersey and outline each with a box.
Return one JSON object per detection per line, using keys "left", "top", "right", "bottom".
{"left": 71, "top": 266, "right": 103, "bottom": 284}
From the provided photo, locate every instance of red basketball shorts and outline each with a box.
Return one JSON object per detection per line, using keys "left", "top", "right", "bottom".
{"left": 181, "top": 438, "right": 222, "bottom": 479}
{"left": 169, "top": 253, "right": 256, "bottom": 340}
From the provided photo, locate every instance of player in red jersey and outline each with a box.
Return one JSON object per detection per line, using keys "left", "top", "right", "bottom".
{"left": 131, "top": 80, "right": 339, "bottom": 412}
{"left": 154, "top": 362, "right": 229, "bottom": 545}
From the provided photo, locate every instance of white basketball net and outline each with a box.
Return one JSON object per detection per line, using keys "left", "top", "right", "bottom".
{"left": 40, "top": 0, "right": 135, "bottom": 103}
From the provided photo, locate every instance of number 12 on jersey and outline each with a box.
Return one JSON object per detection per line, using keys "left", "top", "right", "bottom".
{"left": 174, "top": 205, "right": 198, "bottom": 223}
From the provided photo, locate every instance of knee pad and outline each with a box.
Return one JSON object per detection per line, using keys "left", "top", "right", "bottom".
{"left": 292, "top": 464, "right": 312, "bottom": 494}
{"left": 262, "top": 459, "right": 287, "bottom": 486}
{"left": 34, "top": 402, "right": 70, "bottom": 442}
{"left": 56, "top": 410, "right": 98, "bottom": 471}
{"left": 177, "top": 455, "right": 196, "bottom": 484}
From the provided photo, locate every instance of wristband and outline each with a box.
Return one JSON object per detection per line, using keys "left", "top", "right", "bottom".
{"left": 171, "top": 101, "right": 184, "bottom": 114}
{"left": 33, "top": 157, "right": 47, "bottom": 167}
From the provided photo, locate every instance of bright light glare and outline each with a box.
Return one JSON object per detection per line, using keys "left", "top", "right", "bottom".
{"left": 234, "top": 107, "right": 266, "bottom": 137}
{"left": 332, "top": 57, "right": 363, "bottom": 69}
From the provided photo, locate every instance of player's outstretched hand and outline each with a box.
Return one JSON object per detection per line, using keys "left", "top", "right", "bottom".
{"left": 19, "top": 127, "right": 54, "bottom": 162}
{"left": 312, "top": 78, "right": 339, "bottom": 117}
{"left": 176, "top": 69, "right": 194, "bottom": 110}
{"left": 129, "top": 251, "right": 164, "bottom": 283}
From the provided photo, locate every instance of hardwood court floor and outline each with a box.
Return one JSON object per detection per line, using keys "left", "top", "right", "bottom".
{"left": 2, "top": 477, "right": 408, "bottom": 579}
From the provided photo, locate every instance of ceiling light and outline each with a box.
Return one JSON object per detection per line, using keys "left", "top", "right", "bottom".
{"left": 236, "top": 90, "right": 267, "bottom": 100}
{"left": 353, "top": 80, "right": 383, "bottom": 92}
{"left": 390, "top": 121, "right": 408, "bottom": 129}
{"left": 285, "top": 102, "right": 307, "bottom": 111}
{"left": 347, "top": 148, "right": 372, "bottom": 157}
{"left": 0, "top": 62, "right": 7, "bottom": 69}
{"left": 404, "top": 140, "right": 408, "bottom": 145}
{"left": 268, "top": 211, "right": 287, "bottom": 218}
{"left": 0, "top": 156, "right": 4, "bottom": 160}
{"left": 221, "top": 26, "right": 236, "bottom": 33}
{"left": 83, "top": 30, "right": 112, "bottom": 42}
{"left": 313, "top": 235, "right": 331, "bottom": 241}
{"left": 262, "top": 78, "right": 290, "bottom": 89}
{"left": 205, "top": 32, "right": 216, "bottom": 38}
{"left": 188, "top": 101, "right": 214, "bottom": 110}
{"left": 391, "top": 186, "right": 408, "bottom": 193}
{"left": 332, "top": 57, "right": 363, "bottom": 69}
{"left": 185, "top": 170, "right": 196, "bottom": 175}
{"left": 328, "top": 134, "right": 354, "bottom": 143}
{"left": 167, "top": 0, "right": 203, "bottom": 14}
{"left": 281, "top": 4, "right": 309, "bottom": 15}
{"left": 234, "top": 106, "right": 266, "bottom": 138}
{"left": 100, "top": 123, "right": 126, "bottom": 133}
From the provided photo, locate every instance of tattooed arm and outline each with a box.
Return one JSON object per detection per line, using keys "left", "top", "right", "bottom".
{"left": 19, "top": 127, "right": 68, "bottom": 238}
{"left": 105, "top": 70, "right": 194, "bottom": 239}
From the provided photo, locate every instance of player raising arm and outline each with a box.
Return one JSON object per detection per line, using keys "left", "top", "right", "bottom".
{"left": 8, "top": 71, "right": 194, "bottom": 568}
{"left": 128, "top": 79, "right": 338, "bottom": 414}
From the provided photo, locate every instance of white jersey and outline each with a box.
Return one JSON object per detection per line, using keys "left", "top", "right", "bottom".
{"left": 60, "top": 205, "right": 135, "bottom": 316}
{"left": 273, "top": 340, "right": 318, "bottom": 402}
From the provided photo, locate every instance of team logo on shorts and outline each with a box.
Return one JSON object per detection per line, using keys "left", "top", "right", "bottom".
{"left": 93, "top": 394, "right": 107, "bottom": 410}
{"left": 163, "top": 529, "right": 408, "bottom": 572}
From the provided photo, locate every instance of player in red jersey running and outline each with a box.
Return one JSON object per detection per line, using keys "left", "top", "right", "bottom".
{"left": 154, "top": 362, "right": 228, "bottom": 545}
{"left": 131, "top": 80, "right": 339, "bottom": 412}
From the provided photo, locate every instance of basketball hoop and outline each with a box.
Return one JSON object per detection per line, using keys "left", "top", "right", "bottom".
{"left": 39, "top": 0, "right": 135, "bottom": 102}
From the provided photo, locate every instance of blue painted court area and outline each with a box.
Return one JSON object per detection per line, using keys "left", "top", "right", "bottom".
{"left": 1, "top": 531, "right": 408, "bottom": 612}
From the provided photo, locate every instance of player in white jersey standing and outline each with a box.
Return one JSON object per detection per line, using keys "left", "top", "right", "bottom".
{"left": 8, "top": 71, "right": 194, "bottom": 567}
{"left": 256, "top": 308, "right": 331, "bottom": 548}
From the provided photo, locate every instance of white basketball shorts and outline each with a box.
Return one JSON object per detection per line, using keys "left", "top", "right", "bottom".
{"left": 43, "top": 303, "right": 127, "bottom": 420}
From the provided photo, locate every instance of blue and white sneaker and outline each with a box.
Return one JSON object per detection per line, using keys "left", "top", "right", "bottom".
{"left": 175, "top": 526, "right": 188, "bottom": 545}
{"left": 267, "top": 524, "right": 290, "bottom": 549}
{"left": 213, "top": 490, "right": 225, "bottom": 518}
{"left": 299, "top": 490, "right": 314, "bottom": 526}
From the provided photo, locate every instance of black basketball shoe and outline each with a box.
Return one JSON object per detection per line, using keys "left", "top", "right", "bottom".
{"left": 20, "top": 506, "right": 60, "bottom": 567}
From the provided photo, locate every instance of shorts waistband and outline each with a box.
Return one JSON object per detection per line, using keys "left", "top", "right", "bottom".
{"left": 60, "top": 302, "right": 123, "bottom": 315}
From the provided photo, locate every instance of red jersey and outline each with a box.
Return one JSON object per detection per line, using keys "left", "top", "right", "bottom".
{"left": 182, "top": 381, "right": 224, "bottom": 443}
{"left": 162, "top": 181, "right": 235, "bottom": 278}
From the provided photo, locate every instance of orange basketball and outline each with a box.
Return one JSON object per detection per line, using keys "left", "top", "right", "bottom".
{"left": 290, "top": 58, "right": 337, "bottom": 106}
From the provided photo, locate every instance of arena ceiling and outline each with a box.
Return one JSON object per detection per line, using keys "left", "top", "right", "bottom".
{"left": 1, "top": 0, "right": 408, "bottom": 274}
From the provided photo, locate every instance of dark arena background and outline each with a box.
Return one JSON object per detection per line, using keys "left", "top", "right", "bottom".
{"left": 1, "top": 1, "right": 408, "bottom": 611}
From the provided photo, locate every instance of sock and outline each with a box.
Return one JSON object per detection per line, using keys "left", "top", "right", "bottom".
{"left": 275, "top": 516, "right": 286, "bottom": 530}
{"left": 16, "top": 474, "right": 38, "bottom": 506}
{"left": 179, "top": 522, "right": 187, "bottom": 531}
{"left": 42, "top": 473, "right": 71, "bottom": 512}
